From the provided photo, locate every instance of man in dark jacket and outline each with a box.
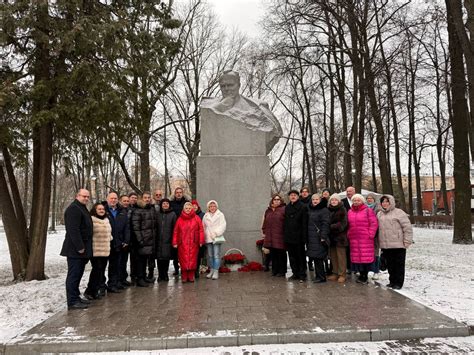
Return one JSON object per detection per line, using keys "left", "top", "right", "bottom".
{"left": 118, "top": 194, "right": 132, "bottom": 286}
{"left": 299, "top": 186, "right": 313, "bottom": 271}
{"left": 284, "top": 189, "right": 308, "bottom": 282}
{"left": 341, "top": 186, "right": 355, "bottom": 272}
{"left": 169, "top": 186, "right": 190, "bottom": 275}
{"left": 104, "top": 192, "right": 130, "bottom": 293}
{"left": 60, "top": 189, "right": 93, "bottom": 310}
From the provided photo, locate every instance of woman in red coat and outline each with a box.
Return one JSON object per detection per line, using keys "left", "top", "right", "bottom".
{"left": 172, "top": 202, "right": 205, "bottom": 282}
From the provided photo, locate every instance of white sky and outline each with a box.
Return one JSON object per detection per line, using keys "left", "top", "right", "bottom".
{"left": 206, "top": 0, "right": 264, "bottom": 38}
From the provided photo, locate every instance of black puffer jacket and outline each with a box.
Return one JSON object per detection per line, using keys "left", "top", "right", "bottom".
{"left": 156, "top": 208, "right": 177, "bottom": 260}
{"left": 284, "top": 200, "right": 308, "bottom": 245}
{"left": 327, "top": 202, "right": 348, "bottom": 247}
{"left": 306, "top": 203, "right": 330, "bottom": 259}
{"left": 131, "top": 203, "right": 157, "bottom": 256}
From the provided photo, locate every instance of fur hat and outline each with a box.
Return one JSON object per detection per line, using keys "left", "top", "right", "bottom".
{"left": 328, "top": 193, "right": 341, "bottom": 203}
{"left": 288, "top": 189, "right": 300, "bottom": 196}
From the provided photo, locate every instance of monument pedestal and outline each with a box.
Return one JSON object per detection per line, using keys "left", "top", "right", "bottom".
{"left": 197, "top": 106, "right": 272, "bottom": 262}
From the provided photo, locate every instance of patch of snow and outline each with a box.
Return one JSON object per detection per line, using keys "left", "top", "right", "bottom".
{"left": 0, "top": 225, "right": 472, "bottom": 353}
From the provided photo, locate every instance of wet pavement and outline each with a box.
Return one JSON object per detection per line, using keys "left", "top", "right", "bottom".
{"left": 5, "top": 271, "right": 470, "bottom": 353}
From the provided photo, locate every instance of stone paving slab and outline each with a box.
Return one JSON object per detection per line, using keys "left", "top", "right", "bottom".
{"left": 4, "top": 272, "right": 469, "bottom": 353}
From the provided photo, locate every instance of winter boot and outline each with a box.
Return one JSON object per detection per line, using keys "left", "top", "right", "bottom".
{"left": 327, "top": 274, "right": 338, "bottom": 281}
{"left": 206, "top": 269, "right": 214, "bottom": 279}
{"left": 212, "top": 269, "right": 219, "bottom": 280}
{"left": 337, "top": 276, "right": 346, "bottom": 283}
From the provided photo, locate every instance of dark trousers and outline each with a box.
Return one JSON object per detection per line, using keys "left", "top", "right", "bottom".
{"left": 107, "top": 248, "right": 121, "bottom": 288}
{"left": 346, "top": 245, "right": 351, "bottom": 271}
{"left": 157, "top": 259, "right": 170, "bottom": 279}
{"left": 270, "top": 248, "right": 287, "bottom": 275}
{"left": 287, "top": 243, "right": 307, "bottom": 279}
{"left": 130, "top": 247, "right": 139, "bottom": 281}
{"left": 119, "top": 248, "right": 129, "bottom": 282}
{"left": 66, "top": 257, "right": 89, "bottom": 306}
{"left": 147, "top": 255, "right": 156, "bottom": 274}
{"left": 314, "top": 257, "right": 326, "bottom": 281}
{"left": 86, "top": 257, "right": 108, "bottom": 295}
{"left": 382, "top": 248, "right": 406, "bottom": 287}
{"left": 136, "top": 254, "right": 149, "bottom": 281}
{"left": 172, "top": 248, "right": 179, "bottom": 273}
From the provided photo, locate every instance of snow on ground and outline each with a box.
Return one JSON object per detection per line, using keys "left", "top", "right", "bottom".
{"left": 0, "top": 226, "right": 473, "bottom": 352}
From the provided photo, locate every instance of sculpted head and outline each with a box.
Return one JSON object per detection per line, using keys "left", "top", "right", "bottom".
{"left": 219, "top": 70, "right": 241, "bottom": 99}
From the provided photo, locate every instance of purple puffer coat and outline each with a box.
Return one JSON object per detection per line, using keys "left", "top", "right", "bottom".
{"left": 347, "top": 204, "right": 378, "bottom": 264}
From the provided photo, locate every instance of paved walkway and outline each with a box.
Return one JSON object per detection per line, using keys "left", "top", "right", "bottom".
{"left": 5, "top": 271, "right": 470, "bottom": 353}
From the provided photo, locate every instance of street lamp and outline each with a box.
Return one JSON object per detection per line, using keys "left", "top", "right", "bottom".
{"left": 431, "top": 149, "right": 437, "bottom": 215}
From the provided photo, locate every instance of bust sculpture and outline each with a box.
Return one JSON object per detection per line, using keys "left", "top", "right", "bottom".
{"left": 201, "top": 70, "right": 282, "bottom": 154}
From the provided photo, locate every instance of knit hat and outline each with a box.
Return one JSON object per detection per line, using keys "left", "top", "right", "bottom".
{"left": 191, "top": 199, "right": 201, "bottom": 209}
{"left": 206, "top": 200, "right": 219, "bottom": 210}
{"left": 288, "top": 189, "right": 300, "bottom": 196}
{"left": 328, "top": 193, "right": 341, "bottom": 203}
{"left": 351, "top": 193, "right": 366, "bottom": 204}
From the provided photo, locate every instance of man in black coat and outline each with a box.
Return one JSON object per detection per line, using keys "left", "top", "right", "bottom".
{"left": 341, "top": 186, "right": 355, "bottom": 272}
{"left": 60, "top": 189, "right": 93, "bottom": 310}
{"left": 341, "top": 186, "right": 355, "bottom": 211}
{"left": 299, "top": 186, "right": 313, "bottom": 271}
{"left": 284, "top": 189, "right": 308, "bottom": 282}
{"left": 104, "top": 192, "right": 130, "bottom": 293}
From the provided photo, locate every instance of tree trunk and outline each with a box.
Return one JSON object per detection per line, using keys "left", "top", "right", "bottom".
{"left": 0, "top": 147, "right": 29, "bottom": 280}
{"left": 50, "top": 157, "right": 57, "bottom": 231}
{"left": 25, "top": 0, "right": 54, "bottom": 281}
{"left": 446, "top": 0, "right": 473, "bottom": 244}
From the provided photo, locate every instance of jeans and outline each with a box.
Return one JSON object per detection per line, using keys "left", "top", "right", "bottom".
{"left": 207, "top": 243, "right": 221, "bottom": 270}
{"left": 66, "top": 257, "right": 89, "bottom": 306}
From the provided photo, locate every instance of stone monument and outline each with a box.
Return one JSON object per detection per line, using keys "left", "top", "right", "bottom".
{"left": 197, "top": 71, "right": 282, "bottom": 262}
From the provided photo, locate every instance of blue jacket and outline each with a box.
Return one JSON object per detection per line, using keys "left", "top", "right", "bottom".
{"left": 103, "top": 203, "right": 130, "bottom": 250}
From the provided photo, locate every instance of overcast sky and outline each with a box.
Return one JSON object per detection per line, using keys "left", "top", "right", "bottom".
{"left": 206, "top": 0, "right": 264, "bottom": 38}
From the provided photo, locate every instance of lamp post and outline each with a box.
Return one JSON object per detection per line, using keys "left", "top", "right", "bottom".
{"left": 431, "top": 149, "right": 437, "bottom": 215}
{"left": 90, "top": 175, "right": 97, "bottom": 204}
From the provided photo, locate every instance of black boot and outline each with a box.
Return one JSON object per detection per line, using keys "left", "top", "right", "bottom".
{"left": 308, "top": 260, "right": 314, "bottom": 271}
{"left": 145, "top": 270, "right": 156, "bottom": 283}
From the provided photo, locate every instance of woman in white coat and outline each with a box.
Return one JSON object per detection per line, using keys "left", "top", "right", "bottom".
{"left": 203, "top": 200, "right": 227, "bottom": 280}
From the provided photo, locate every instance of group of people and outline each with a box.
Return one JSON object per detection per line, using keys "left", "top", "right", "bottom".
{"left": 61, "top": 184, "right": 413, "bottom": 311}
{"left": 261, "top": 186, "right": 413, "bottom": 289}
{"left": 61, "top": 187, "right": 227, "bottom": 310}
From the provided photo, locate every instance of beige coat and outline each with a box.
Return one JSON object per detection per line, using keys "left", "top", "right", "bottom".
{"left": 91, "top": 216, "right": 113, "bottom": 257}
{"left": 377, "top": 195, "right": 413, "bottom": 249}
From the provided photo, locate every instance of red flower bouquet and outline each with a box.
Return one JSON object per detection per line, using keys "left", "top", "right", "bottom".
{"left": 219, "top": 266, "right": 231, "bottom": 273}
{"left": 238, "top": 261, "right": 264, "bottom": 272}
{"left": 222, "top": 253, "right": 246, "bottom": 264}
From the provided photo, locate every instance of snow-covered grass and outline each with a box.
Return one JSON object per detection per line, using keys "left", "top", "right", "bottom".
{"left": 0, "top": 226, "right": 472, "bottom": 352}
